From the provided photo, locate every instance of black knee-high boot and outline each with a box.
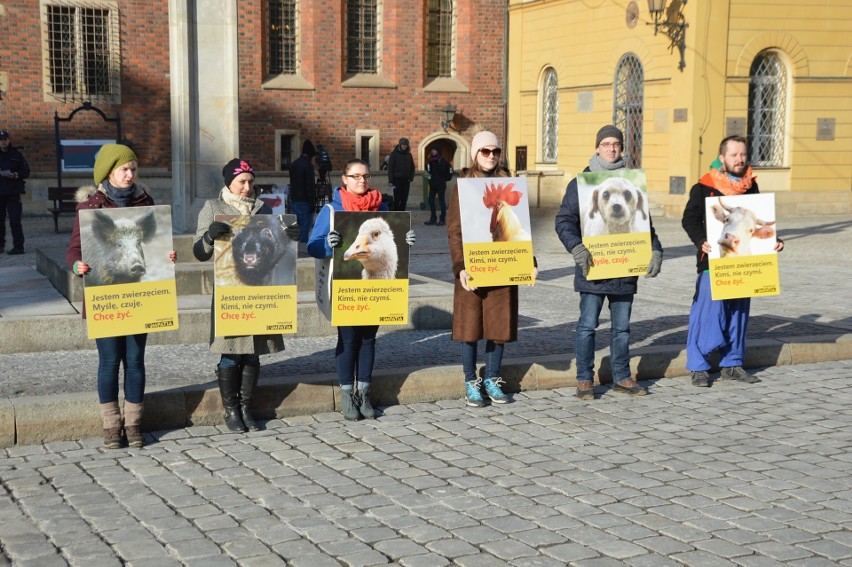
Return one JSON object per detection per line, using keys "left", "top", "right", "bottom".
{"left": 240, "top": 364, "right": 261, "bottom": 431}
{"left": 217, "top": 365, "right": 247, "bottom": 432}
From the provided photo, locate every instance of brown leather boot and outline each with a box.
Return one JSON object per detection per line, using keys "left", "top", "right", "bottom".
{"left": 100, "top": 402, "right": 123, "bottom": 449}
{"left": 123, "top": 401, "right": 144, "bottom": 448}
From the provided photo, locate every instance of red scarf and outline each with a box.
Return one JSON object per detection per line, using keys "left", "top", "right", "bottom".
{"left": 700, "top": 166, "right": 756, "bottom": 196}
{"left": 338, "top": 187, "right": 384, "bottom": 211}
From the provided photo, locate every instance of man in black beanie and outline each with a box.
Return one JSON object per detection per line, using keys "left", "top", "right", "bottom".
{"left": 289, "top": 140, "right": 317, "bottom": 243}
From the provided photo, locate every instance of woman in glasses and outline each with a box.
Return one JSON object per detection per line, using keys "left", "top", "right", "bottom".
{"left": 447, "top": 131, "right": 525, "bottom": 408}
{"left": 308, "top": 159, "right": 414, "bottom": 420}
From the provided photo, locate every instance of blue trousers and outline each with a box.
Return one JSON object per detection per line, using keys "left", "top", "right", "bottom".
{"left": 95, "top": 334, "right": 148, "bottom": 404}
{"left": 291, "top": 200, "right": 314, "bottom": 243}
{"left": 0, "top": 194, "right": 24, "bottom": 249}
{"left": 575, "top": 292, "right": 633, "bottom": 383}
{"left": 219, "top": 354, "right": 260, "bottom": 368}
{"left": 462, "top": 340, "right": 504, "bottom": 382}
{"left": 336, "top": 325, "right": 379, "bottom": 387}
{"left": 686, "top": 271, "right": 750, "bottom": 371}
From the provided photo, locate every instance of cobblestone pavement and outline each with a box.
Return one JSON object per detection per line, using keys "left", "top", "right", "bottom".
{"left": 1, "top": 360, "right": 851, "bottom": 566}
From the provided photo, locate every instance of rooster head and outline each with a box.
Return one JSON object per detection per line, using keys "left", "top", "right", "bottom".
{"left": 482, "top": 181, "right": 522, "bottom": 210}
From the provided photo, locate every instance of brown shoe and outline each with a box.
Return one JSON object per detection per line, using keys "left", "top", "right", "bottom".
{"left": 575, "top": 381, "right": 595, "bottom": 400}
{"left": 613, "top": 379, "right": 648, "bottom": 396}
{"left": 103, "top": 427, "right": 123, "bottom": 449}
{"left": 125, "top": 425, "right": 144, "bottom": 448}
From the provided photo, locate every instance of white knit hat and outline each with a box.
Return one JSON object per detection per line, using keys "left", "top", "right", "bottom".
{"left": 471, "top": 130, "right": 501, "bottom": 158}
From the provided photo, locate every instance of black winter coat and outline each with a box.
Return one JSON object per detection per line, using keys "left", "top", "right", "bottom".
{"left": 0, "top": 146, "right": 30, "bottom": 196}
{"left": 288, "top": 155, "right": 316, "bottom": 202}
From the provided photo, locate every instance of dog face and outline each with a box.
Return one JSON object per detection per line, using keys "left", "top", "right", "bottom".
{"left": 588, "top": 178, "right": 647, "bottom": 235}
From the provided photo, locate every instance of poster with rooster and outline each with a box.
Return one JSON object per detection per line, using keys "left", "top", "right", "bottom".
{"left": 457, "top": 177, "right": 536, "bottom": 287}
{"left": 577, "top": 169, "right": 653, "bottom": 280}
{"left": 316, "top": 211, "right": 411, "bottom": 326}
{"left": 213, "top": 214, "right": 298, "bottom": 336}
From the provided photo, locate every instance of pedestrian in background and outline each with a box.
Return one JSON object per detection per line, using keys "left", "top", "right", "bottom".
{"left": 308, "top": 159, "right": 415, "bottom": 420}
{"left": 66, "top": 144, "right": 174, "bottom": 449}
{"left": 447, "top": 131, "right": 528, "bottom": 408}
{"left": 0, "top": 129, "right": 31, "bottom": 255}
{"left": 387, "top": 137, "right": 415, "bottom": 211}
{"left": 555, "top": 125, "right": 663, "bottom": 400}
{"left": 682, "top": 135, "right": 784, "bottom": 387}
{"left": 289, "top": 140, "right": 317, "bottom": 243}
{"left": 425, "top": 147, "right": 452, "bottom": 226}
{"left": 193, "top": 158, "right": 299, "bottom": 432}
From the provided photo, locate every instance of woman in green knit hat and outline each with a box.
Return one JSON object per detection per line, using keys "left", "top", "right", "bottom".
{"left": 66, "top": 143, "right": 174, "bottom": 449}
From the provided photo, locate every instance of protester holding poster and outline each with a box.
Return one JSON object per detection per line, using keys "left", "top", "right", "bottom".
{"left": 193, "top": 158, "right": 300, "bottom": 433}
{"left": 555, "top": 126, "right": 663, "bottom": 400}
{"left": 447, "top": 130, "right": 530, "bottom": 408}
{"left": 682, "top": 136, "right": 784, "bottom": 388}
{"left": 308, "top": 159, "right": 415, "bottom": 421}
{"left": 66, "top": 144, "right": 173, "bottom": 449}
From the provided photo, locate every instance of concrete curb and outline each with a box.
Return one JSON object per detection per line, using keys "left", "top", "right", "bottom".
{"left": 1, "top": 334, "right": 849, "bottom": 447}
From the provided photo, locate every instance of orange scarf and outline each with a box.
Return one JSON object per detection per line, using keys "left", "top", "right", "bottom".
{"left": 700, "top": 166, "right": 756, "bottom": 196}
{"left": 338, "top": 187, "right": 384, "bottom": 211}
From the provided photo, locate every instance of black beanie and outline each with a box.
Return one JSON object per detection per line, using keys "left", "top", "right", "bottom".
{"left": 222, "top": 158, "right": 255, "bottom": 188}
{"left": 595, "top": 125, "right": 624, "bottom": 147}
{"left": 302, "top": 140, "right": 316, "bottom": 157}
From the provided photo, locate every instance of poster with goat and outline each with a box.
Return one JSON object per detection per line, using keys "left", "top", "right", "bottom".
{"left": 79, "top": 205, "right": 178, "bottom": 339}
{"left": 577, "top": 169, "right": 652, "bottom": 280}
{"left": 705, "top": 193, "right": 780, "bottom": 300}
{"left": 315, "top": 210, "right": 411, "bottom": 326}
{"left": 213, "top": 214, "right": 299, "bottom": 336}
{"left": 457, "top": 177, "right": 536, "bottom": 287}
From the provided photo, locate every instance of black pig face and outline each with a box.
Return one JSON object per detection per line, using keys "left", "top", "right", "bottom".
{"left": 231, "top": 216, "right": 286, "bottom": 286}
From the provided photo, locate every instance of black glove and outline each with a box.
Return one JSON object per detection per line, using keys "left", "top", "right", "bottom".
{"left": 285, "top": 222, "right": 300, "bottom": 241}
{"left": 207, "top": 221, "right": 231, "bottom": 242}
{"left": 571, "top": 244, "right": 593, "bottom": 278}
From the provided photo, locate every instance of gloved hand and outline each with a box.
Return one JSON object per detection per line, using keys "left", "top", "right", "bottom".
{"left": 207, "top": 221, "right": 231, "bottom": 242}
{"left": 72, "top": 261, "right": 90, "bottom": 276}
{"left": 645, "top": 249, "right": 663, "bottom": 278}
{"left": 405, "top": 230, "right": 416, "bottom": 246}
{"left": 285, "top": 222, "right": 300, "bottom": 241}
{"left": 570, "top": 244, "right": 593, "bottom": 277}
{"left": 327, "top": 230, "right": 342, "bottom": 249}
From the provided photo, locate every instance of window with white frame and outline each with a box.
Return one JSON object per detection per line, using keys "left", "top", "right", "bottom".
{"left": 613, "top": 53, "right": 643, "bottom": 168}
{"left": 542, "top": 67, "right": 558, "bottom": 164}
{"left": 269, "top": 0, "right": 298, "bottom": 76}
{"left": 41, "top": 0, "right": 120, "bottom": 103}
{"left": 346, "top": 0, "right": 379, "bottom": 74}
{"left": 426, "top": 0, "right": 454, "bottom": 78}
{"left": 748, "top": 50, "right": 787, "bottom": 167}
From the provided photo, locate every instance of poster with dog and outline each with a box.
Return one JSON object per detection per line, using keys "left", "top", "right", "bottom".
{"left": 80, "top": 205, "right": 179, "bottom": 339}
{"left": 577, "top": 170, "right": 652, "bottom": 280}
{"left": 457, "top": 177, "right": 536, "bottom": 287}
{"left": 213, "top": 214, "right": 298, "bottom": 336}
{"left": 705, "top": 193, "right": 780, "bottom": 300}
{"left": 315, "top": 210, "right": 411, "bottom": 326}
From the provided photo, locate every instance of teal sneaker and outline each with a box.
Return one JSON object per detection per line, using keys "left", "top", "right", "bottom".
{"left": 464, "top": 378, "right": 485, "bottom": 408}
{"left": 482, "top": 377, "right": 509, "bottom": 404}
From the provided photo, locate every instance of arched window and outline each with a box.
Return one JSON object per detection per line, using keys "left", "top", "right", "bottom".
{"left": 268, "top": 0, "right": 297, "bottom": 76}
{"left": 542, "top": 68, "right": 558, "bottom": 163}
{"left": 613, "top": 54, "right": 643, "bottom": 168}
{"left": 347, "top": 0, "right": 378, "bottom": 74}
{"left": 748, "top": 51, "right": 787, "bottom": 167}
{"left": 426, "top": 0, "right": 453, "bottom": 78}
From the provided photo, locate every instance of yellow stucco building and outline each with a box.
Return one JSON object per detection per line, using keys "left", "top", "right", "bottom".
{"left": 507, "top": 0, "right": 852, "bottom": 216}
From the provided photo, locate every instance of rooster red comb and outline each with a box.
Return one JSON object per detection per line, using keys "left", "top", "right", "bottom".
{"left": 482, "top": 181, "right": 522, "bottom": 208}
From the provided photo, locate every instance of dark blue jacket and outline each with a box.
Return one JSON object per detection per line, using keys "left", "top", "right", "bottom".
{"left": 555, "top": 167, "right": 663, "bottom": 295}
{"left": 307, "top": 187, "right": 389, "bottom": 259}
{"left": 0, "top": 146, "right": 30, "bottom": 196}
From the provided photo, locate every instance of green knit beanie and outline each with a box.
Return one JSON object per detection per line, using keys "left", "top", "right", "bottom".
{"left": 93, "top": 144, "right": 138, "bottom": 185}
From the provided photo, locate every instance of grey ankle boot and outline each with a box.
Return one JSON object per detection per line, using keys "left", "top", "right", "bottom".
{"left": 357, "top": 384, "right": 375, "bottom": 419}
{"left": 340, "top": 388, "right": 361, "bottom": 421}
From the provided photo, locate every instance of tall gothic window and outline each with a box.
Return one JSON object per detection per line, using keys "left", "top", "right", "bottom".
{"left": 347, "top": 0, "right": 378, "bottom": 74}
{"left": 748, "top": 51, "right": 787, "bottom": 167}
{"left": 542, "top": 68, "right": 558, "bottom": 163}
{"left": 269, "top": 0, "right": 297, "bottom": 75}
{"left": 426, "top": 0, "right": 453, "bottom": 78}
{"left": 42, "top": 1, "right": 120, "bottom": 102}
{"left": 613, "top": 54, "right": 644, "bottom": 168}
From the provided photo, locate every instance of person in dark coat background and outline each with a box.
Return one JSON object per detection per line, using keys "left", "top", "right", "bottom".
{"left": 289, "top": 140, "right": 317, "bottom": 243}
{"left": 425, "top": 148, "right": 452, "bottom": 226}
{"left": 387, "top": 138, "right": 415, "bottom": 211}
{"left": 0, "top": 129, "right": 31, "bottom": 255}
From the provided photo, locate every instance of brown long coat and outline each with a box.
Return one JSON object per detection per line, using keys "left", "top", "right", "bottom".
{"left": 446, "top": 178, "right": 518, "bottom": 343}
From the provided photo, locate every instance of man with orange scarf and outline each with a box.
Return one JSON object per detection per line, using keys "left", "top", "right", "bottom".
{"left": 682, "top": 135, "right": 784, "bottom": 387}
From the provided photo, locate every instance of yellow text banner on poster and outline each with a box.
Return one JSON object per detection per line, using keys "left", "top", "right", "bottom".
{"left": 331, "top": 279, "right": 409, "bottom": 326}
{"left": 85, "top": 279, "right": 179, "bottom": 339}
{"left": 709, "top": 254, "right": 780, "bottom": 300}
{"left": 583, "top": 233, "right": 652, "bottom": 280}
{"left": 463, "top": 241, "right": 536, "bottom": 287}
{"left": 215, "top": 285, "right": 297, "bottom": 336}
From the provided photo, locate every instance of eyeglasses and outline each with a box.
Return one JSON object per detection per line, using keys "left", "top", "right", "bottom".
{"left": 599, "top": 142, "right": 622, "bottom": 150}
{"left": 478, "top": 148, "right": 502, "bottom": 158}
{"left": 344, "top": 174, "right": 371, "bottom": 181}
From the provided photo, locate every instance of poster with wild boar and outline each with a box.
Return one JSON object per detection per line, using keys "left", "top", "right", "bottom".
{"left": 213, "top": 214, "right": 299, "bottom": 336}
{"left": 79, "top": 206, "right": 178, "bottom": 339}
{"left": 457, "top": 177, "right": 536, "bottom": 287}
{"left": 576, "top": 169, "right": 653, "bottom": 280}
{"left": 315, "top": 211, "right": 410, "bottom": 326}
{"left": 705, "top": 193, "right": 780, "bottom": 300}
